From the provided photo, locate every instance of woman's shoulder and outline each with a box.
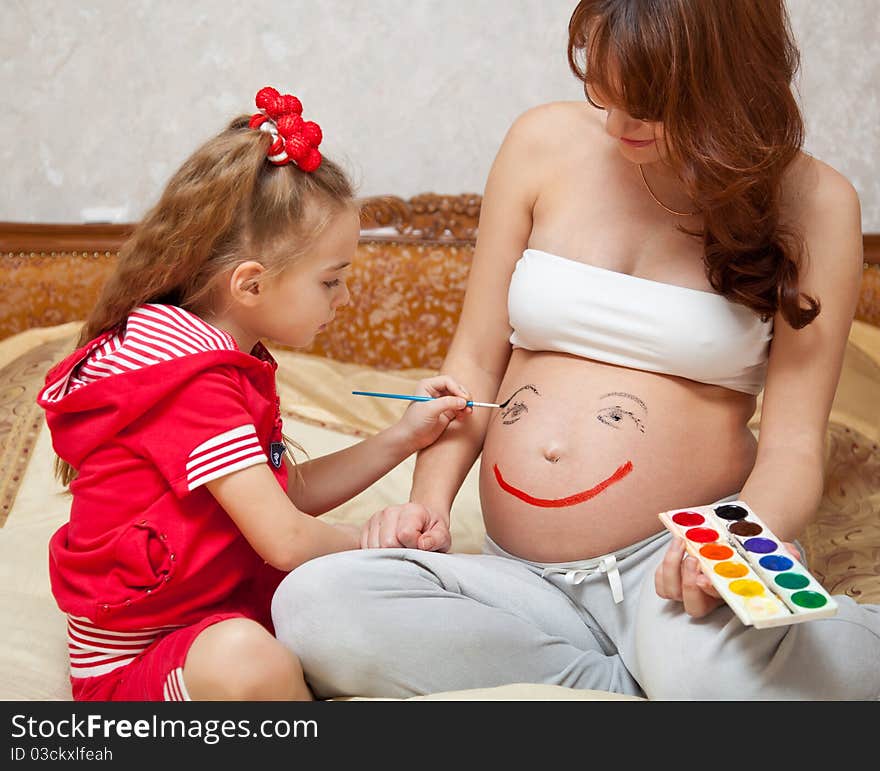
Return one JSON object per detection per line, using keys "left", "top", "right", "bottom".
{"left": 783, "top": 152, "right": 861, "bottom": 231}
{"left": 782, "top": 153, "right": 863, "bottom": 284}
{"left": 502, "top": 101, "right": 605, "bottom": 155}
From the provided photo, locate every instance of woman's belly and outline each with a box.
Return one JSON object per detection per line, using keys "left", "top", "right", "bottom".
{"left": 479, "top": 349, "right": 758, "bottom": 562}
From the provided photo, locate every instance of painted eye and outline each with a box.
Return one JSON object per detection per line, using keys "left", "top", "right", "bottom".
{"left": 500, "top": 400, "right": 528, "bottom": 425}
{"left": 323, "top": 279, "right": 341, "bottom": 288}
{"left": 597, "top": 406, "right": 645, "bottom": 433}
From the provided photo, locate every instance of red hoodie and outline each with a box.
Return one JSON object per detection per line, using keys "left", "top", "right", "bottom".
{"left": 37, "top": 305, "right": 288, "bottom": 677}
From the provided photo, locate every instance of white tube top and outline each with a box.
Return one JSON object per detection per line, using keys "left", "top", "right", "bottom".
{"left": 508, "top": 248, "right": 773, "bottom": 395}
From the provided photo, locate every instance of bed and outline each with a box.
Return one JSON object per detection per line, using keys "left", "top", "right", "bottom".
{"left": 2, "top": 194, "right": 878, "bottom": 701}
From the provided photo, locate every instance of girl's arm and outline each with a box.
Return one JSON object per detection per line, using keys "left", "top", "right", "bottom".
{"left": 282, "top": 427, "right": 411, "bottom": 516}
{"left": 739, "top": 162, "right": 863, "bottom": 541}
{"left": 286, "top": 377, "right": 470, "bottom": 515}
{"left": 206, "top": 464, "right": 358, "bottom": 572}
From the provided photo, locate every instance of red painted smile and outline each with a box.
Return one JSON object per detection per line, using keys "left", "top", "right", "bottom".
{"left": 493, "top": 461, "right": 633, "bottom": 508}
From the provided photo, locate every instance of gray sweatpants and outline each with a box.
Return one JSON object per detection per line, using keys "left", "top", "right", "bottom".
{"left": 271, "top": 531, "right": 880, "bottom": 700}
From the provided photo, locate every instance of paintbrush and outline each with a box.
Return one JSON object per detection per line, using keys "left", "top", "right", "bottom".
{"left": 351, "top": 390, "right": 511, "bottom": 408}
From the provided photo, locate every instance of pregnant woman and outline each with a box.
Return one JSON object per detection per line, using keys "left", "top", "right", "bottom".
{"left": 272, "top": 0, "right": 880, "bottom": 699}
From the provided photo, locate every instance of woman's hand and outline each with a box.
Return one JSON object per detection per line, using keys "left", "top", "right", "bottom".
{"left": 359, "top": 502, "right": 452, "bottom": 552}
{"left": 654, "top": 538, "right": 723, "bottom": 618}
{"left": 396, "top": 375, "right": 473, "bottom": 453}
{"left": 654, "top": 537, "right": 802, "bottom": 618}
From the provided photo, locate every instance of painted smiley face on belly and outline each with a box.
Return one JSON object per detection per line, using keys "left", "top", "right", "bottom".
{"left": 493, "top": 461, "right": 634, "bottom": 507}
{"left": 492, "top": 384, "right": 645, "bottom": 508}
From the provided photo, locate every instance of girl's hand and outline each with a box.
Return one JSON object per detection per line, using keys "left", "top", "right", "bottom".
{"left": 654, "top": 537, "right": 802, "bottom": 618}
{"left": 397, "top": 376, "right": 472, "bottom": 452}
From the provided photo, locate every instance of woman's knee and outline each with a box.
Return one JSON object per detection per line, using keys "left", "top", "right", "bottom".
{"left": 271, "top": 551, "right": 366, "bottom": 641}
{"left": 184, "top": 618, "right": 311, "bottom": 700}
{"left": 271, "top": 550, "right": 420, "bottom": 646}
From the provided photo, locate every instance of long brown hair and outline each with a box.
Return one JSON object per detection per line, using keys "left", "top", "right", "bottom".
{"left": 567, "top": 0, "right": 818, "bottom": 328}
{"left": 56, "top": 114, "right": 355, "bottom": 485}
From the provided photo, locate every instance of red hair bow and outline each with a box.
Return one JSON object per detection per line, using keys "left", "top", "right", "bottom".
{"left": 248, "top": 86, "right": 323, "bottom": 172}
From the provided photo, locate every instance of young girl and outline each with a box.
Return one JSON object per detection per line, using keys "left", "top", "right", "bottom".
{"left": 36, "top": 86, "right": 470, "bottom": 702}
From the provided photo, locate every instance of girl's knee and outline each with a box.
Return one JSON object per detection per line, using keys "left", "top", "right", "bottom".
{"left": 184, "top": 618, "right": 311, "bottom": 700}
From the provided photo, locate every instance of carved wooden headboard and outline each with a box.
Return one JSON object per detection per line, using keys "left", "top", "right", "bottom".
{"left": 2, "top": 193, "right": 879, "bottom": 357}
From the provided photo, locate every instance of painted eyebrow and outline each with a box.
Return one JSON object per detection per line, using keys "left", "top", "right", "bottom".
{"left": 503, "top": 384, "right": 541, "bottom": 403}
{"left": 325, "top": 261, "right": 351, "bottom": 271}
{"left": 599, "top": 392, "right": 647, "bottom": 412}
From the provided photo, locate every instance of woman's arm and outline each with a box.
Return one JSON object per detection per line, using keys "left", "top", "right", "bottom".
{"left": 206, "top": 465, "right": 359, "bottom": 572}
{"left": 739, "top": 162, "right": 864, "bottom": 541}
{"left": 655, "top": 160, "right": 863, "bottom": 619}
{"left": 407, "top": 108, "right": 549, "bottom": 522}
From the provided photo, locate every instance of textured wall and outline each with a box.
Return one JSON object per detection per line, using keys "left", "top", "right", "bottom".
{"left": 1, "top": 0, "right": 877, "bottom": 228}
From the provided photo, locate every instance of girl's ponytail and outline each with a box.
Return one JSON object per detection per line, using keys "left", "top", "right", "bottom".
{"left": 75, "top": 119, "right": 267, "bottom": 347}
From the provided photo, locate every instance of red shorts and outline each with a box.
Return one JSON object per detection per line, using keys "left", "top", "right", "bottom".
{"left": 71, "top": 612, "right": 246, "bottom": 701}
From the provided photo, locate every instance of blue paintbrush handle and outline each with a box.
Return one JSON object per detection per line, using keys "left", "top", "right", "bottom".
{"left": 351, "top": 390, "right": 432, "bottom": 403}
{"left": 350, "top": 391, "right": 498, "bottom": 408}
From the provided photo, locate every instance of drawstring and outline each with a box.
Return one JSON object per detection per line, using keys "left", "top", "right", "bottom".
{"left": 600, "top": 555, "right": 624, "bottom": 604}
{"left": 482, "top": 531, "right": 668, "bottom": 606}
{"left": 541, "top": 554, "right": 624, "bottom": 604}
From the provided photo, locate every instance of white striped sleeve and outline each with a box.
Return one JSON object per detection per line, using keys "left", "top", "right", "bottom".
{"left": 186, "top": 424, "right": 268, "bottom": 490}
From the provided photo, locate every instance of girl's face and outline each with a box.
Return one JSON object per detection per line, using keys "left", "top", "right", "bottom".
{"left": 585, "top": 81, "right": 666, "bottom": 165}
{"left": 256, "top": 205, "right": 360, "bottom": 349}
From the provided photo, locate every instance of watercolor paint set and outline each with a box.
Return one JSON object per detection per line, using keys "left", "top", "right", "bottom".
{"left": 658, "top": 500, "right": 838, "bottom": 629}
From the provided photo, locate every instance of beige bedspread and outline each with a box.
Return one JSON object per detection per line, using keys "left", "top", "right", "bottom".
{"left": 1, "top": 320, "right": 878, "bottom": 700}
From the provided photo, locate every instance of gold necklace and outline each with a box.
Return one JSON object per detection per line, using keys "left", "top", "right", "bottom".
{"left": 638, "top": 164, "right": 697, "bottom": 217}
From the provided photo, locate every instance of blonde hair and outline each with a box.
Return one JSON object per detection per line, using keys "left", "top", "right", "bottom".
{"left": 56, "top": 114, "right": 355, "bottom": 485}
